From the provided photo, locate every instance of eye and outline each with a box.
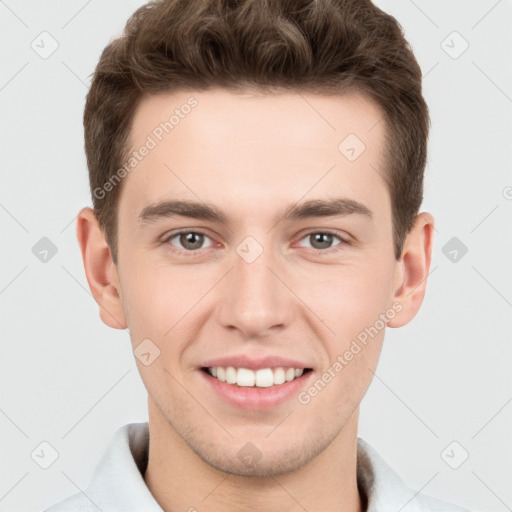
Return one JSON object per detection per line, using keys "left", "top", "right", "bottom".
{"left": 297, "top": 231, "right": 347, "bottom": 252}
{"left": 164, "top": 231, "right": 214, "bottom": 252}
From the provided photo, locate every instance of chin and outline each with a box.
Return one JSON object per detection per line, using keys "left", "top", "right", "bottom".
{"left": 188, "top": 431, "right": 330, "bottom": 478}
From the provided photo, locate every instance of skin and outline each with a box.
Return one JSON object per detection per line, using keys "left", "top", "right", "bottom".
{"left": 77, "top": 88, "right": 434, "bottom": 512}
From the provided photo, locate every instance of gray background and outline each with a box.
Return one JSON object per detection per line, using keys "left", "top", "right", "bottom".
{"left": 1, "top": 1, "right": 511, "bottom": 511}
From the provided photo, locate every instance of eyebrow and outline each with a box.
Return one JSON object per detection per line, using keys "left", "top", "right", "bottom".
{"left": 138, "top": 197, "right": 373, "bottom": 225}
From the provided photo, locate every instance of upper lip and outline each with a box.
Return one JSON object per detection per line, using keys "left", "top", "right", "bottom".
{"left": 200, "top": 355, "right": 312, "bottom": 371}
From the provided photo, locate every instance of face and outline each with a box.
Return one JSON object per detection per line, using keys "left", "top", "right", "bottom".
{"left": 111, "top": 88, "right": 403, "bottom": 476}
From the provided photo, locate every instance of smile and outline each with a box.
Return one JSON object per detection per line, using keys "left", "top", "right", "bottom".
{"left": 203, "top": 366, "right": 312, "bottom": 388}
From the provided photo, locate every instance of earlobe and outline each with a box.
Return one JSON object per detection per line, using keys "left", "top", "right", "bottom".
{"left": 76, "top": 207, "right": 127, "bottom": 330}
{"left": 387, "top": 212, "right": 435, "bottom": 328}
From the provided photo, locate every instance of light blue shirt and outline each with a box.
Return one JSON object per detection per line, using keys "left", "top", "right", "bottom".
{"left": 43, "top": 422, "right": 472, "bottom": 512}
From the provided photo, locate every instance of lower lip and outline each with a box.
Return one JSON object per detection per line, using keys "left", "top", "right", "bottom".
{"left": 199, "top": 369, "right": 314, "bottom": 410}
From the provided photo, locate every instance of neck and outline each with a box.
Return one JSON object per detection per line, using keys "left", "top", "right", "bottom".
{"left": 144, "top": 403, "right": 364, "bottom": 512}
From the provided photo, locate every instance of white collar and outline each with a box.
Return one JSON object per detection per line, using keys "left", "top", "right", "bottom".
{"left": 44, "top": 422, "right": 471, "bottom": 512}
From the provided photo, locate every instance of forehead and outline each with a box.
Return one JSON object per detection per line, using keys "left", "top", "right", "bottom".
{"left": 120, "top": 88, "right": 389, "bottom": 222}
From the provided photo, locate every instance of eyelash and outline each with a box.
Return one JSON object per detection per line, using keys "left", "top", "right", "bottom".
{"left": 162, "top": 229, "right": 350, "bottom": 257}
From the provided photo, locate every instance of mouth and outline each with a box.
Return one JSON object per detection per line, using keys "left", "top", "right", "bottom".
{"left": 201, "top": 366, "right": 313, "bottom": 388}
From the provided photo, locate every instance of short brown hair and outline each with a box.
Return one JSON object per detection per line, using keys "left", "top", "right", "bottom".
{"left": 84, "top": 0, "right": 429, "bottom": 263}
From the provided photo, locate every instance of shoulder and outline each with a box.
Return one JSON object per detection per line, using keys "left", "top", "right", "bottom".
{"left": 40, "top": 422, "right": 154, "bottom": 512}
{"left": 410, "top": 490, "right": 473, "bottom": 512}
{"left": 42, "top": 492, "right": 93, "bottom": 512}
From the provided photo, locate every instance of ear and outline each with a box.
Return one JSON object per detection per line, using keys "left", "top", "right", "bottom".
{"left": 76, "top": 207, "right": 127, "bottom": 329}
{"left": 388, "top": 212, "right": 435, "bottom": 328}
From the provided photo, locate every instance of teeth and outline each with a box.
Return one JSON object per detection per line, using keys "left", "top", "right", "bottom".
{"left": 273, "top": 367, "right": 285, "bottom": 385}
{"left": 285, "top": 368, "right": 295, "bottom": 381}
{"left": 225, "top": 366, "right": 237, "bottom": 384}
{"left": 255, "top": 368, "right": 273, "bottom": 387}
{"left": 207, "top": 366, "right": 307, "bottom": 387}
{"left": 237, "top": 368, "right": 255, "bottom": 387}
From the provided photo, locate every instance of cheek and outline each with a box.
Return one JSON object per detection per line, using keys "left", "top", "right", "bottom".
{"left": 304, "top": 266, "right": 391, "bottom": 412}
{"left": 120, "top": 260, "right": 209, "bottom": 356}
{"left": 303, "top": 260, "right": 394, "bottom": 338}
{"left": 122, "top": 268, "right": 192, "bottom": 397}
{"left": 121, "top": 252, "right": 179, "bottom": 322}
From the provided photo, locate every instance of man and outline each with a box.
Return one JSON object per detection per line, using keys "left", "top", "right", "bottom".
{"left": 44, "top": 0, "right": 472, "bottom": 510}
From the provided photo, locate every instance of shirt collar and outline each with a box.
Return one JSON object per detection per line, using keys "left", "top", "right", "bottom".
{"left": 81, "top": 422, "right": 467, "bottom": 512}
{"left": 86, "top": 422, "right": 161, "bottom": 511}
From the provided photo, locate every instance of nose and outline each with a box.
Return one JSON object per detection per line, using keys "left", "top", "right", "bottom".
{"left": 215, "top": 241, "right": 294, "bottom": 339}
